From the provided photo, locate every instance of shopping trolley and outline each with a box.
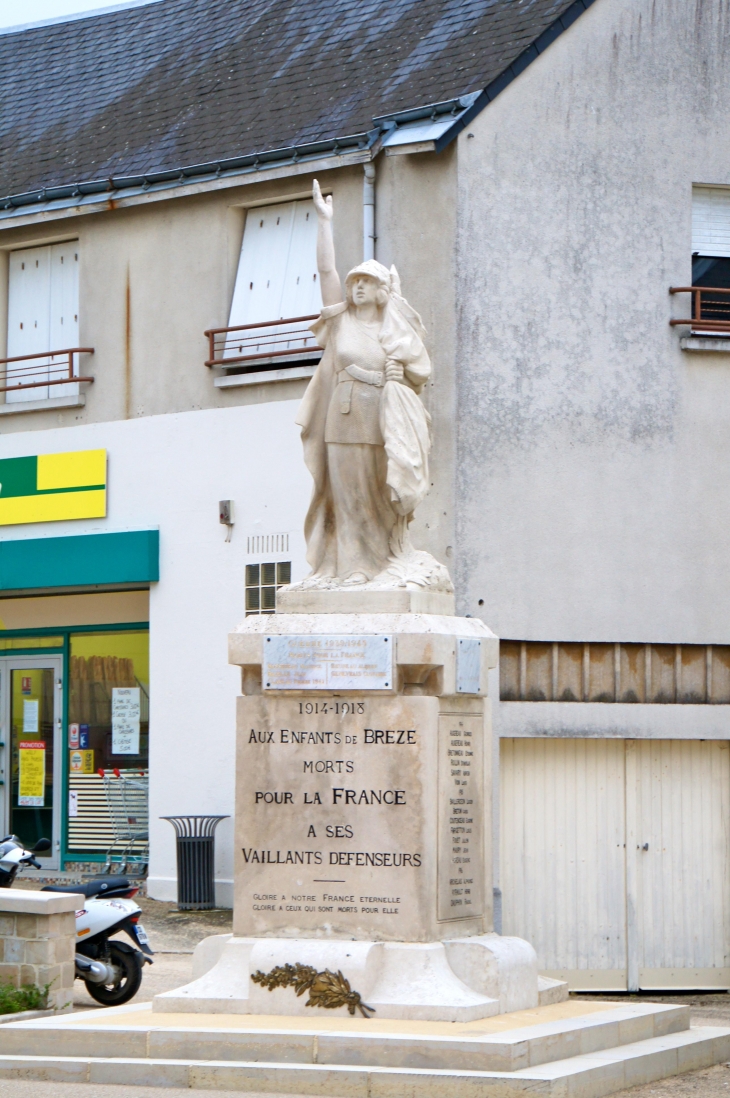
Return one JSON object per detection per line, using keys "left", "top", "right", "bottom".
{"left": 99, "top": 768, "right": 149, "bottom": 873}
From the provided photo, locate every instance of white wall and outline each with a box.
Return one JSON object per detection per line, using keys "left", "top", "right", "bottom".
{"left": 0, "top": 398, "right": 311, "bottom": 904}
{"left": 455, "top": 0, "right": 730, "bottom": 648}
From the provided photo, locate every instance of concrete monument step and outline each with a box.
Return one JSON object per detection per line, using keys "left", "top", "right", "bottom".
{"left": 0, "top": 1000, "right": 728, "bottom": 1095}
{"left": 0, "top": 1026, "right": 726, "bottom": 1095}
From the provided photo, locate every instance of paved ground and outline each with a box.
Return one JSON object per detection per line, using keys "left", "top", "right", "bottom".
{"left": 2, "top": 893, "right": 730, "bottom": 1095}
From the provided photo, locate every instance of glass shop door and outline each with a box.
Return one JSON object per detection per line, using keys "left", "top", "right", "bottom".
{"left": 0, "top": 657, "right": 62, "bottom": 868}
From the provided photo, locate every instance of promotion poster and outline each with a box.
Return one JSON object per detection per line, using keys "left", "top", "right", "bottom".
{"left": 22, "top": 699, "right": 39, "bottom": 734}
{"left": 18, "top": 741, "right": 45, "bottom": 807}
{"left": 111, "top": 687, "right": 140, "bottom": 754}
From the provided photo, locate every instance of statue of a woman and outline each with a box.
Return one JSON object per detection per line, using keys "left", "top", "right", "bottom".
{"left": 294, "top": 180, "right": 452, "bottom": 592}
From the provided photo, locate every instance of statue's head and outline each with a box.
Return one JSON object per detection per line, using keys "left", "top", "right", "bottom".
{"left": 345, "top": 260, "right": 391, "bottom": 307}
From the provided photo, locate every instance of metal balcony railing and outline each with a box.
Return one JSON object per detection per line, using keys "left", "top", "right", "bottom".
{"left": 0, "top": 347, "right": 94, "bottom": 393}
{"left": 670, "top": 286, "right": 730, "bottom": 334}
{"left": 204, "top": 316, "right": 322, "bottom": 370}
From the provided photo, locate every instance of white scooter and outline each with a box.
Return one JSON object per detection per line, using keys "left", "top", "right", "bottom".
{"left": 0, "top": 835, "right": 153, "bottom": 1005}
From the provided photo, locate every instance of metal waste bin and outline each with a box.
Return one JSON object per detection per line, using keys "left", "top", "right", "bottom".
{"left": 161, "top": 815, "right": 229, "bottom": 910}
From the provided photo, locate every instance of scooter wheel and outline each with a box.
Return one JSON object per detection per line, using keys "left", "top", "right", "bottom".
{"left": 84, "top": 943, "right": 143, "bottom": 1006}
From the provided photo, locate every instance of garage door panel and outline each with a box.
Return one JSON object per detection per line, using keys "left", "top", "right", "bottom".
{"left": 635, "top": 740, "right": 730, "bottom": 975}
{"left": 500, "top": 738, "right": 627, "bottom": 980}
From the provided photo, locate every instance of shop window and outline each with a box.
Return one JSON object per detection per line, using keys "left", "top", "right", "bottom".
{"left": 245, "top": 562, "right": 291, "bottom": 615}
{"left": 66, "top": 630, "right": 149, "bottom": 856}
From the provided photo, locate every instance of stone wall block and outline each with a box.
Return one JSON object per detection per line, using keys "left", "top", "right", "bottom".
{"left": 0, "top": 916, "right": 15, "bottom": 937}
{"left": 24, "top": 939, "right": 53, "bottom": 965}
{"left": 0, "top": 963, "right": 20, "bottom": 988}
{"left": 3, "top": 939, "right": 24, "bottom": 964}
{"left": 19, "top": 964, "right": 36, "bottom": 986}
{"left": 15, "top": 915, "right": 38, "bottom": 940}
{"left": 45, "top": 912, "right": 76, "bottom": 939}
{"left": 53, "top": 936, "right": 74, "bottom": 964}
{"left": 33, "top": 913, "right": 51, "bottom": 939}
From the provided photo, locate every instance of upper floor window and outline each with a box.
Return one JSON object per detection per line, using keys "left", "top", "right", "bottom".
{"left": 680, "top": 187, "right": 730, "bottom": 335}
{"left": 4, "top": 242, "right": 89, "bottom": 403}
{"left": 205, "top": 199, "right": 323, "bottom": 377}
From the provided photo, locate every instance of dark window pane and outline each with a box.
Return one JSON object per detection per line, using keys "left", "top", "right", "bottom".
{"left": 245, "top": 564, "right": 259, "bottom": 587}
{"left": 262, "top": 562, "right": 276, "bottom": 586}
{"left": 277, "top": 561, "right": 291, "bottom": 585}
{"left": 692, "top": 256, "right": 730, "bottom": 323}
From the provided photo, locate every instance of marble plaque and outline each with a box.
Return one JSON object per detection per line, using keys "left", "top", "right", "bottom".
{"left": 437, "top": 712, "right": 484, "bottom": 921}
{"left": 456, "top": 638, "right": 481, "bottom": 694}
{"left": 263, "top": 634, "right": 392, "bottom": 691}
{"left": 235, "top": 694, "right": 484, "bottom": 942}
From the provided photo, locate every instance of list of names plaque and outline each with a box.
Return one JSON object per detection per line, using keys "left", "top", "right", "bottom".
{"left": 437, "top": 713, "right": 484, "bottom": 921}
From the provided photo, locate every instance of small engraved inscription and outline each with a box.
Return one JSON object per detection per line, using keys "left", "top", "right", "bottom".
{"left": 264, "top": 635, "right": 393, "bottom": 691}
{"left": 437, "top": 715, "right": 484, "bottom": 920}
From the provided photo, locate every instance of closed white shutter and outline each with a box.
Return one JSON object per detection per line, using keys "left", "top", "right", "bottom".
{"left": 7, "top": 245, "right": 52, "bottom": 401}
{"left": 228, "top": 199, "right": 320, "bottom": 325}
{"left": 48, "top": 242, "right": 80, "bottom": 397}
{"left": 692, "top": 186, "right": 730, "bottom": 257}
{"left": 281, "top": 201, "right": 320, "bottom": 318}
{"left": 6, "top": 241, "right": 80, "bottom": 402}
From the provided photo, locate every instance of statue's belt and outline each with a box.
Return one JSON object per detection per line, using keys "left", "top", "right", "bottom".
{"left": 337, "top": 365, "right": 384, "bottom": 414}
{"left": 344, "top": 364, "right": 384, "bottom": 387}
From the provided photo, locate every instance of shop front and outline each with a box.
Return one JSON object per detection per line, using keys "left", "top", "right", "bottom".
{"left": 0, "top": 531, "right": 158, "bottom": 872}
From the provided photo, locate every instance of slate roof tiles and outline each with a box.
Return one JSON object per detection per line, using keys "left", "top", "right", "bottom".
{"left": 0, "top": 0, "right": 586, "bottom": 197}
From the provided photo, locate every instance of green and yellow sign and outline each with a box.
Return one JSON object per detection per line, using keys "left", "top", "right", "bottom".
{"left": 0, "top": 449, "right": 106, "bottom": 526}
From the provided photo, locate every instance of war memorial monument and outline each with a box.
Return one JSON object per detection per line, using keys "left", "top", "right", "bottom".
{"left": 157, "top": 179, "right": 546, "bottom": 1020}
{"left": 5, "top": 182, "right": 729, "bottom": 1096}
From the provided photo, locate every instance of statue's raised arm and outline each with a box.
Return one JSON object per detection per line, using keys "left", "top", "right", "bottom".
{"left": 312, "top": 179, "right": 343, "bottom": 308}
{"left": 292, "top": 179, "right": 453, "bottom": 595}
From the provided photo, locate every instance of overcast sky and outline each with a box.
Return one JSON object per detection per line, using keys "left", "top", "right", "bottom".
{"left": 0, "top": 0, "right": 159, "bottom": 31}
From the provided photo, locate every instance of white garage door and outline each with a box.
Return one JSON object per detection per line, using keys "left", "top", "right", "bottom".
{"left": 501, "top": 738, "right": 730, "bottom": 990}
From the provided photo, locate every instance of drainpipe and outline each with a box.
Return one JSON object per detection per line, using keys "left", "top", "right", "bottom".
{"left": 363, "top": 162, "right": 376, "bottom": 261}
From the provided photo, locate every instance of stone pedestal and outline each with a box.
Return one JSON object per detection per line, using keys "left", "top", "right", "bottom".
{"left": 0, "top": 891, "right": 78, "bottom": 1011}
{"left": 155, "top": 603, "right": 559, "bottom": 1020}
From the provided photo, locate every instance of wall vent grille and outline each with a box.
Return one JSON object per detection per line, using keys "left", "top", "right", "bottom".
{"left": 246, "top": 533, "right": 289, "bottom": 555}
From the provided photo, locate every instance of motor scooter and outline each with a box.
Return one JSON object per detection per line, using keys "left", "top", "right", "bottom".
{"left": 0, "top": 835, "right": 152, "bottom": 1005}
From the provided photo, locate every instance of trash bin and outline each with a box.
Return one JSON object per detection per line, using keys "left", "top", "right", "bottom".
{"left": 161, "top": 815, "right": 229, "bottom": 910}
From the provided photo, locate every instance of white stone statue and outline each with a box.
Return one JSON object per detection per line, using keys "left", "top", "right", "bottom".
{"left": 293, "top": 180, "right": 453, "bottom": 592}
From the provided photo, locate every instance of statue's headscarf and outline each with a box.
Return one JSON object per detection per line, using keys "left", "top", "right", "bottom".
{"left": 344, "top": 261, "right": 428, "bottom": 383}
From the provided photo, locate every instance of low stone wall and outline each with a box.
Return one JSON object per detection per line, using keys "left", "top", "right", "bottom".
{"left": 0, "top": 891, "right": 81, "bottom": 1010}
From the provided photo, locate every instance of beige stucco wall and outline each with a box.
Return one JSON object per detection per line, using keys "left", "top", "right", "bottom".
{"left": 456, "top": 0, "right": 730, "bottom": 646}
{"left": 0, "top": 147, "right": 459, "bottom": 568}
{"left": 0, "top": 167, "right": 364, "bottom": 427}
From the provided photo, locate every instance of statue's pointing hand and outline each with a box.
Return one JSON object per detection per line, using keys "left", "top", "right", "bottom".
{"left": 313, "top": 179, "right": 333, "bottom": 221}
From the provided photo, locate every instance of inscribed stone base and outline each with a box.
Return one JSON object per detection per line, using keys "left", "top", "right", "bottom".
{"left": 234, "top": 694, "right": 487, "bottom": 942}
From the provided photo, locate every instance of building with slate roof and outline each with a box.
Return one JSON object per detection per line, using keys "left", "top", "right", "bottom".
{"left": 0, "top": 0, "right": 729, "bottom": 993}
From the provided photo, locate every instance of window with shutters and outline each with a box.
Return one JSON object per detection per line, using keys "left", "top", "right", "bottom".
{"left": 4, "top": 241, "right": 92, "bottom": 402}
{"left": 671, "top": 188, "right": 730, "bottom": 336}
{"left": 205, "top": 200, "right": 323, "bottom": 378}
